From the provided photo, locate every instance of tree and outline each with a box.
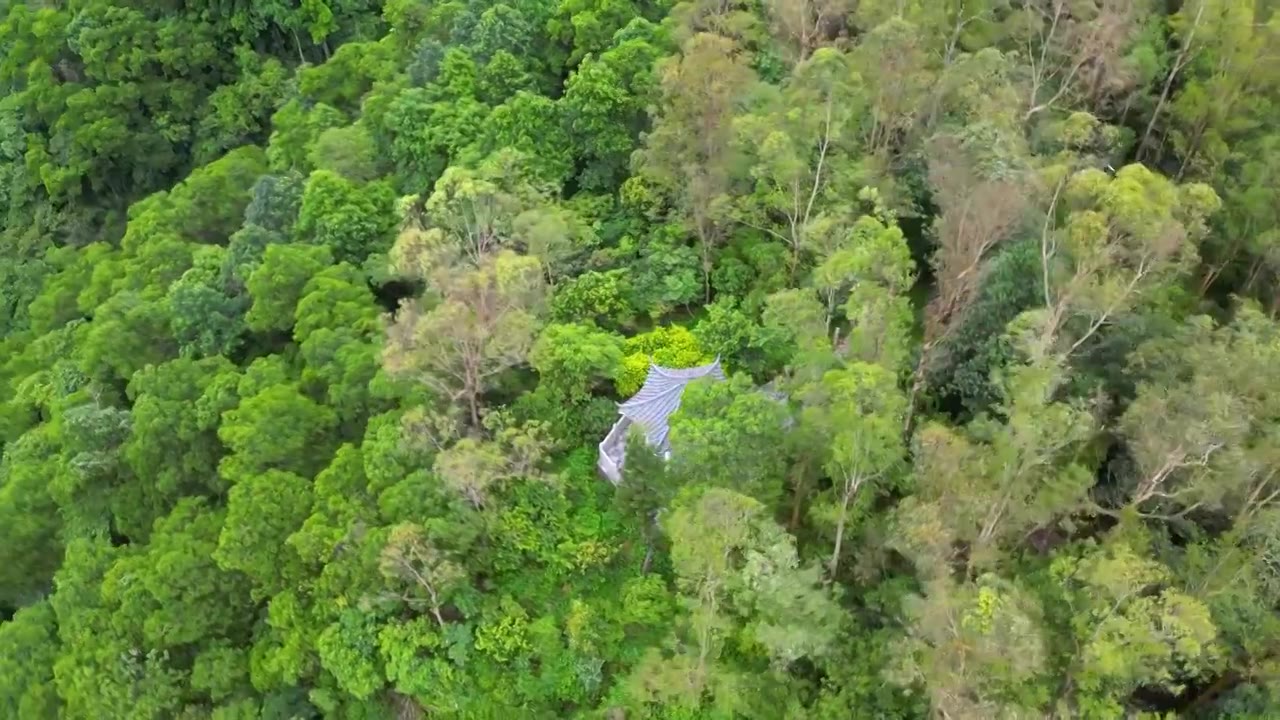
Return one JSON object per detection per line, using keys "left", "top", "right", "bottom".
{"left": 911, "top": 129, "right": 1031, "bottom": 423}
{"left": 1019, "top": 0, "right": 1157, "bottom": 123}
{"left": 907, "top": 355, "right": 1097, "bottom": 570}
{"left": 549, "top": 269, "right": 634, "bottom": 327}
{"left": 852, "top": 17, "right": 934, "bottom": 154}
{"left": 613, "top": 430, "right": 679, "bottom": 571}
{"left": 308, "top": 124, "right": 381, "bottom": 182}
{"left": 812, "top": 211, "right": 915, "bottom": 346}
{"left": 802, "top": 363, "right": 907, "bottom": 576}
{"left": 764, "top": 0, "right": 850, "bottom": 65}
{"left": 615, "top": 324, "right": 711, "bottom": 396}
{"left": 1109, "top": 305, "right": 1280, "bottom": 523}
{"left": 166, "top": 246, "right": 248, "bottom": 358}
{"left": 384, "top": 153, "right": 574, "bottom": 428}
{"left": 560, "top": 20, "right": 664, "bottom": 190}
{"left": 889, "top": 574, "right": 1052, "bottom": 718}
{"left": 1034, "top": 164, "right": 1220, "bottom": 357}
{"left": 667, "top": 373, "right": 792, "bottom": 507}
{"left": 431, "top": 418, "right": 552, "bottom": 509}
{"left": 245, "top": 243, "right": 334, "bottom": 333}
{"left": 386, "top": 247, "right": 545, "bottom": 429}
{"left": 292, "top": 262, "right": 382, "bottom": 344}
{"left": 215, "top": 469, "right": 314, "bottom": 599}
{"left": 218, "top": 382, "right": 338, "bottom": 482}
{"left": 124, "top": 356, "right": 240, "bottom": 539}
{"left": 478, "top": 92, "right": 575, "bottom": 187}
{"left": 921, "top": 131, "right": 1030, "bottom": 356}
{"left": 379, "top": 522, "right": 467, "bottom": 629}
{"left": 634, "top": 32, "right": 758, "bottom": 300}
{"left": 761, "top": 287, "right": 833, "bottom": 372}
{"left": 530, "top": 322, "right": 624, "bottom": 400}
{"left": 732, "top": 48, "right": 865, "bottom": 273}
{"left": 0, "top": 601, "right": 60, "bottom": 718}
{"left": 1156, "top": 2, "right": 1269, "bottom": 176}
{"left": 0, "top": 424, "right": 64, "bottom": 609}
{"left": 639, "top": 486, "right": 842, "bottom": 710}
{"left": 1049, "top": 541, "right": 1223, "bottom": 714}
{"left": 295, "top": 170, "right": 398, "bottom": 264}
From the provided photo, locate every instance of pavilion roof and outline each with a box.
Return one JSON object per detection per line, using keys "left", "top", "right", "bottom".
{"left": 616, "top": 358, "right": 725, "bottom": 453}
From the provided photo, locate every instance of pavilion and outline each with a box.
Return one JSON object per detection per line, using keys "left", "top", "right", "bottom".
{"left": 596, "top": 358, "right": 724, "bottom": 484}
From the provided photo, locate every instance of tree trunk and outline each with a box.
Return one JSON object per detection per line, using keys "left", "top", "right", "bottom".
{"left": 788, "top": 464, "right": 810, "bottom": 531}
{"left": 828, "top": 477, "right": 860, "bottom": 577}
{"left": 467, "top": 390, "right": 481, "bottom": 430}
{"left": 903, "top": 347, "right": 931, "bottom": 434}
{"left": 1139, "top": 4, "right": 1204, "bottom": 162}
{"left": 702, "top": 253, "right": 713, "bottom": 303}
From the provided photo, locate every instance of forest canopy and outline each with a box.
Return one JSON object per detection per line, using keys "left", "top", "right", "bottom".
{"left": 2, "top": 0, "right": 1280, "bottom": 718}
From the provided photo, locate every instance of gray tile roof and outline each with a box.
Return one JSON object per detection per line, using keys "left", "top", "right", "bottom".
{"left": 597, "top": 357, "right": 724, "bottom": 483}
{"left": 617, "top": 358, "right": 725, "bottom": 453}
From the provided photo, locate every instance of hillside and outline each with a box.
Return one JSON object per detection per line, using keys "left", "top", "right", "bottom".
{"left": 2, "top": 0, "right": 1280, "bottom": 718}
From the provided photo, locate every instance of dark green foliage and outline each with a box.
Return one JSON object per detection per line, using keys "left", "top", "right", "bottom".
{"left": 929, "top": 238, "right": 1043, "bottom": 416}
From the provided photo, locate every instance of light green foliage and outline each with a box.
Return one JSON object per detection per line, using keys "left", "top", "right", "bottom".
{"left": 761, "top": 287, "right": 834, "bottom": 378}
{"left": 668, "top": 373, "right": 791, "bottom": 505}
{"left": 1050, "top": 542, "right": 1223, "bottom": 713}
{"left": 479, "top": 91, "right": 574, "bottom": 186}
{"left": 1035, "top": 163, "right": 1221, "bottom": 354}
{"left": 733, "top": 47, "right": 867, "bottom": 270}
{"left": 123, "top": 356, "right": 240, "bottom": 537}
{"left": 560, "top": 19, "right": 665, "bottom": 190}
{"left": 299, "top": 40, "right": 399, "bottom": 111}
{"left": 693, "top": 298, "right": 781, "bottom": 378}
{"left": 295, "top": 170, "right": 398, "bottom": 264}
{"left": 905, "top": 357, "right": 1097, "bottom": 571}
{"left": 0, "top": 601, "right": 60, "bottom": 718}
{"left": 218, "top": 382, "right": 338, "bottom": 482}
{"left": 215, "top": 469, "right": 314, "bottom": 598}
{"left": 166, "top": 245, "right": 248, "bottom": 358}
{"left": 640, "top": 486, "right": 843, "bottom": 711}
{"left": 318, "top": 610, "right": 387, "bottom": 699}
{"left": 890, "top": 574, "right": 1053, "bottom": 718}
{"left": 309, "top": 123, "right": 382, "bottom": 182}
{"left": 293, "top": 262, "right": 382, "bottom": 344}
{"left": 0, "top": 425, "right": 64, "bottom": 607}
{"left": 814, "top": 214, "right": 914, "bottom": 330}
{"left": 550, "top": 269, "right": 635, "bottom": 327}
{"left": 246, "top": 243, "right": 335, "bottom": 333}
{"left": 76, "top": 292, "right": 178, "bottom": 385}
{"left": 532, "top": 322, "right": 625, "bottom": 399}
{"left": 167, "top": 147, "right": 271, "bottom": 244}
{"left": 615, "top": 324, "right": 710, "bottom": 395}
{"left": 802, "top": 361, "right": 908, "bottom": 574}
{"left": 1112, "top": 305, "right": 1280, "bottom": 521}
{"left": 269, "top": 100, "right": 349, "bottom": 174}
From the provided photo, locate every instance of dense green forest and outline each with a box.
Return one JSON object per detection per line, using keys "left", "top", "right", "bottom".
{"left": 2, "top": 0, "right": 1280, "bottom": 717}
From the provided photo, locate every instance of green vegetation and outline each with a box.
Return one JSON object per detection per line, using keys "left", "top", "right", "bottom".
{"left": 3, "top": 0, "right": 1280, "bottom": 717}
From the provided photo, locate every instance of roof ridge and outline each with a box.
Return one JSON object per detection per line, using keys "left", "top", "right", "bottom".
{"left": 648, "top": 356, "right": 722, "bottom": 379}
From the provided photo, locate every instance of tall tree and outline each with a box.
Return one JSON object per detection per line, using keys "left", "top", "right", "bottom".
{"left": 802, "top": 363, "right": 907, "bottom": 576}
{"left": 634, "top": 32, "right": 759, "bottom": 300}
{"left": 732, "top": 48, "right": 865, "bottom": 274}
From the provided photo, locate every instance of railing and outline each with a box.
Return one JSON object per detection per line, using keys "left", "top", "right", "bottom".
{"left": 596, "top": 417, "right": 631, "bottom": 485}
